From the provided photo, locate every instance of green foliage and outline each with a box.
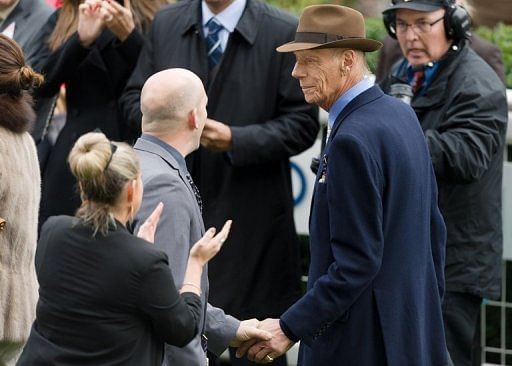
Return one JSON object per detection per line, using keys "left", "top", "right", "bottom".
{"left": 476, "top": 23, "right": 512, "bottom": 88}
{"left": 267, "top": 0, "right": 355, "bottom": 15}
{"left": 364, "top": 17, "right": 387, "bottom": 73}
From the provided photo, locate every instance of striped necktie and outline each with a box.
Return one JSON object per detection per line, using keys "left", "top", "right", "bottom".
{"left": 205, "top": 17, "right": 223, "bottom": 70}
{"left": 185, "top": 173, "right": 203, "bottom": 213}
{"left": 411, "top": 70, "right": 425, "bottom": 94}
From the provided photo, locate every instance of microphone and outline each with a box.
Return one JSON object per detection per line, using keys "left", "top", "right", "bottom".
{"left": 389, "top": 83, "right": 413, "bottom": 105}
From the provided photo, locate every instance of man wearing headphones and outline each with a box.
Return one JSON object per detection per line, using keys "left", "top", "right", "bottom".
{"left": 374, "top": 0, "right": 505, "bottom": 84}
{"left": 380, "top": 1, "right": 508, "bottom": 365}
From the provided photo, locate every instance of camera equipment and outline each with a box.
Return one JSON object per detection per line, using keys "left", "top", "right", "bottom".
{"left": 389, "top": 83, "right": 413, "bottom": 105}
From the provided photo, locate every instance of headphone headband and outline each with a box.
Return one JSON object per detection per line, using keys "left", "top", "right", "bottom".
{"left": 383, "top": 1, "right": 471, "bottom": 43}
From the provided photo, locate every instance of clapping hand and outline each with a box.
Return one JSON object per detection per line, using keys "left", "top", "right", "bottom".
{"left": 78, "top": 0, "right": 105, "bottom": 47}
{"left": 189, "top": 220, "right": 232, "bottom": 265}
{"left": 136, "top": 202, "right": 163, "bottom": 243}
{"left": 100, "top": 0, "right": 135, "bottom": 42}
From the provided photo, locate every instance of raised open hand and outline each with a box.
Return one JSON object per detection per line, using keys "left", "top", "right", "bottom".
{"left": 136, "top": 202, "right": 163, "bottom": 243}
{"left": 78, "top": 0, "right": 105, "bottom": 47}
{"left": 189, "top": 220, "right": 232, "bottom": 266}
{"left": 100, "top": 0, "right": 135, "bottom": 42}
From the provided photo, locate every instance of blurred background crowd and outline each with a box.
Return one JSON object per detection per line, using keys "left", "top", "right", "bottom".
{"left": 1, "top": 0, "right": 512, "bottom": 365}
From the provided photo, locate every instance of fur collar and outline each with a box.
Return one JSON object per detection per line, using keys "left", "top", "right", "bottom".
{"left": 0, "top": 92, "right": 35, "bottom": 134}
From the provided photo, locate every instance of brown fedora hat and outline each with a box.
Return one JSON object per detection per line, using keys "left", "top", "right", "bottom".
{"left": 277, "top": 5, "right": 382, "bottom": 53}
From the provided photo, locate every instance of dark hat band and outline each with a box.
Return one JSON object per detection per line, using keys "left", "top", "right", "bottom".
{"left": 294, "top": 32, "right": 361, "bottom": 44}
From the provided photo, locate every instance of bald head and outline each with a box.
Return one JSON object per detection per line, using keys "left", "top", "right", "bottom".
{"left": 141, "top": 68, "right": 206, "bottom": 134}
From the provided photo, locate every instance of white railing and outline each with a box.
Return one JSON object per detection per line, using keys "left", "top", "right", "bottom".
{"left": 480, "top": 88, "right": 511, "bottom": 366}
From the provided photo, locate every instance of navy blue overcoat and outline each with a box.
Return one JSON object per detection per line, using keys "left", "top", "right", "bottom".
{"left": 281, "top": 86, "right": 449, "bottom": 366}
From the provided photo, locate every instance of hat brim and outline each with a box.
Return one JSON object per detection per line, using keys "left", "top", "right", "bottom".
{"left": 383, "top": 3, "right": 443, "bottom": 13}
{"left": 276, "top": 38, "right": 383, "bottom": 53}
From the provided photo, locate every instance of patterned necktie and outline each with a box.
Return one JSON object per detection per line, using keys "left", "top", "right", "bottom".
{"left": 411, "top": 70, "right": 425, "bottom": 94}
{"left": 186, "top": 173, "right": 203, "bottom": 213}
{"left": 205, "top": 17, "right": 223, "bottom": 70}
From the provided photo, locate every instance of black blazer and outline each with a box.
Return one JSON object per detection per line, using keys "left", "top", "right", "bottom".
{"left": 18, "top": 216, "right": 201, "bottom": 366}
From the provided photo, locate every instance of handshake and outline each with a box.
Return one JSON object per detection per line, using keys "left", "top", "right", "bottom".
{"left": 231, "top": 318, "right": 295, "bottom": 364}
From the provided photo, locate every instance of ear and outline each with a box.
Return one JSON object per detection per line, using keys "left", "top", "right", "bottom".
{"left": 342, "top": 50, "right": 356, "bottom": 70}
{"left": 126, "top": 181, "right": 134, "bottom": 203}
{"left": 187, "top": 108, "right": 199, "bottom": 130}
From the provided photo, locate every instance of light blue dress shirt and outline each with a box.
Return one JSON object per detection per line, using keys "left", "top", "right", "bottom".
{"left": 201, "top": 0, "right": 246, "bottom": 52}
{"left": 325, "top": 77, "right": 374, "bottom": 142}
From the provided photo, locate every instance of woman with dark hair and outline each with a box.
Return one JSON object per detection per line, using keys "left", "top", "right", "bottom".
{"left": 27, "top": 0, "right": 170, "bottom": 229}
{"left": 17, "top": 132, "right": 232, "bottom": 366}
{"left": 0, "top": 34, "right": 43, "bottom": 366}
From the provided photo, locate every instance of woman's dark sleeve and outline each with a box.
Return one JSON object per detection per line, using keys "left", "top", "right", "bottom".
{"left": 137, "top": 257, "right": 202, "bottom": 347}
{"left": 28, "top": 11, "right": 143, "bottom": 98}
{"left": 99, "top": 28, "right": 144, "bottom": 95}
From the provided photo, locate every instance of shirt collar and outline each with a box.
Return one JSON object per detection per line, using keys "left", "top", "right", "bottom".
{"left": 140, "top": 134, "right": 188, "bottom": 172}
{"left": 201, "top": 0, "right": 246, "bottom": 33}
{"left": 327, "top": 77, "right": 374, "bottom": 128}
{"left": 0, "top": 0, "right": 20, "bottom": 22}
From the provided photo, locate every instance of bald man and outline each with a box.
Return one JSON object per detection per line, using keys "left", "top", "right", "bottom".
{"left": 132, "top": 69, "right": 270, "bottom": 366}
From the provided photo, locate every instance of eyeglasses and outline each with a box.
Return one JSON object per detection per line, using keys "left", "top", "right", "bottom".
{"left": 395, "top": 16, "right": 444, "bottom": 35}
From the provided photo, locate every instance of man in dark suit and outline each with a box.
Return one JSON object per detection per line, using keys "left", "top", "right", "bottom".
{"left": 133, "top": 68, "right": 272, "bottom": 366}
{"left": 121, "top": 0, "right": 319, "bottom": 365}
{"left": 375, "top": 0, "right": 505, "bottom": 84}
{"left": 238, "top": 5, "right": 449, "bottom": 365}
{"left": 0, "top": 0, "right": 52, "bottom": 56}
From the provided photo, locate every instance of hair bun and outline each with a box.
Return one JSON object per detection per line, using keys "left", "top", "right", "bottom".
{"left": 68, "top": 132, "right": 112, "bottom": 182}
{"left": 18, "top": 65, "right": 43, "bottom": 91}
{"left": 0, "top": 34, "right": 44, "bottom": 96}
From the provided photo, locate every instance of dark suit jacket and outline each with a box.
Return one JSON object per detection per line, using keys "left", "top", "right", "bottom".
{"left": 375, "top": 35, "right": 506, "bottom": 84}
{"left": 27, "top": 11, "right": 144, "bottom": 229}
{"left": 280, "top": 86, "right": 449, "bottom": 366}
{"left": 0, "top": 0, "right": 52, "bottom": 55}
{"left": 17, "top": 215, "right": 202, "bottom": 366}
{"left": 121, "top": 0, "right": 319, "bottom": 320}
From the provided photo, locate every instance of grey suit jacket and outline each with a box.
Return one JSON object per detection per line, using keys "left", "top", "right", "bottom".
{"left": 0, "top": 0, "right": 52, "bottom": 56}
{"left": 133, "top": 138, "right": 239, "bottom": 366}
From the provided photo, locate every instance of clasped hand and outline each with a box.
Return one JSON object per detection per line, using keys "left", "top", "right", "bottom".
{"left": 235, "top": 318, "right": 294, "bottom": 364}
{"left": 200, "top": 118, "right": 233, "bottom": 152}
{"left": 78, "top": 0, "right": 135, "bottom": 47}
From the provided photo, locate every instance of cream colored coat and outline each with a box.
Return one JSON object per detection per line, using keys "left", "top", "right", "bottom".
{"left": 0, "top": 126, "right": 40, "bottom": 348}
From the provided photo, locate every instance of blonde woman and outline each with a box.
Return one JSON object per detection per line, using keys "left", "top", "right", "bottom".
{"left": 18, "top": 132, "right": 232, "bottom": 366}
{"left": 0, "top": 34, "right": 43, "bottom": 366}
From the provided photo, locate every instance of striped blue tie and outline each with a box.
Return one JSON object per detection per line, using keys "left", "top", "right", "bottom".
{"left": 206, "top": 18, "right": 223, "bottom": 70}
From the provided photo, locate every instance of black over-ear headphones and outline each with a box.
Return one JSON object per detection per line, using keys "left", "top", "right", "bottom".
{"left": 383, "top": 0, "right": 472, "bottom": 42}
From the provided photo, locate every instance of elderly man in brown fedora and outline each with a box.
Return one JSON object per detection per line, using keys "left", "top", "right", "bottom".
{"left": 236, "top": 5, "right": 449, "bottom": 365}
